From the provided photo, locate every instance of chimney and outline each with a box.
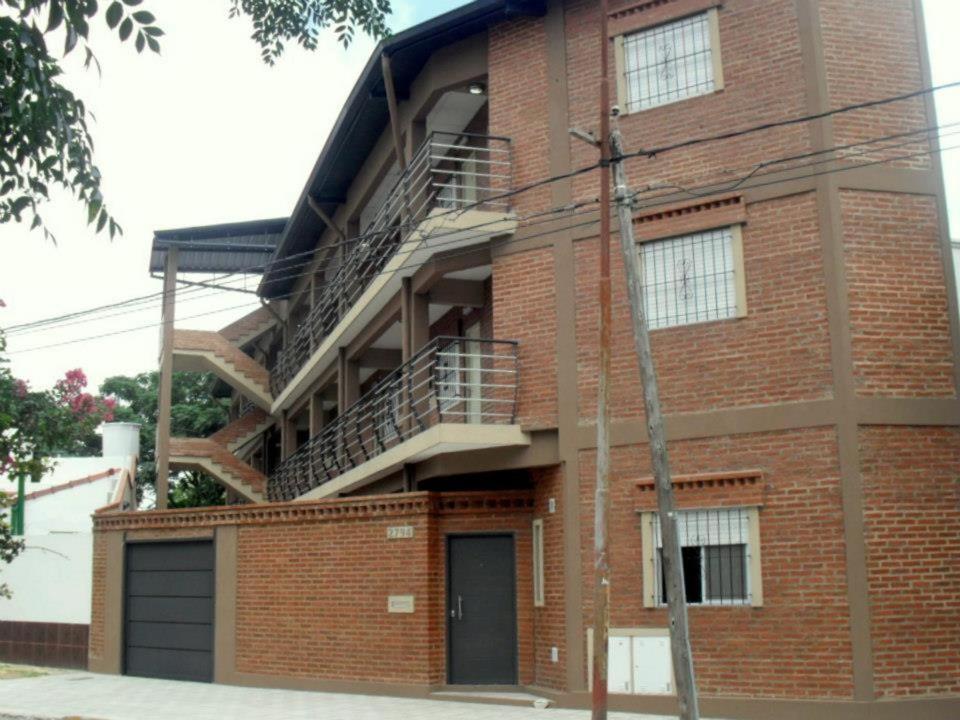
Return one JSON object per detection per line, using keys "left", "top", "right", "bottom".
{"left": 101, "top": 422, "right": 141, "bottom": 459}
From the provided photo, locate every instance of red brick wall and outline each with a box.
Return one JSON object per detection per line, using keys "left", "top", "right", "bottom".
{"left": 860, "top": 426, "right": 960, "bottom": 698}
{"left": 236, "top": 512, "right": 435, "bottom": 683}
{"left": 576, "top": 193, "right": 834, "bottom": 419}
{"left": 492, "top": 248, "right": 559, "bottom": 428}
{"left": 488, "top": 16, "right": 551, "bottom": 217}
{"left": 565, "top": 0, "right": 811, "bottom": 210}
{"left": 532, "top": 465, "right": 567, "bottom": 689}
{"left": 578, "top": 429, "right": 855, "bottom": 699}
{"left": 819, "top": 0, "right": 931, "bottom": 170}
{"left": 841, "top": 190, "right": 956, "bottom": 398}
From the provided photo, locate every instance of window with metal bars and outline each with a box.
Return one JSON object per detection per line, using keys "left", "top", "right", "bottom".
{"left": 620, "top": 11, "right": 717, "bottom": 112}
{"left": 652, "top": 507, "right": 751, "bottom": 606}
{"left": 639, "top": 226, "right": 740, "bottom": 330}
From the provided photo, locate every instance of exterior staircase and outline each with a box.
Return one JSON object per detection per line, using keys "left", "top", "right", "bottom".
{"left": 169, "top": 437, "right": 268, "bottom": 504}
{"left": 209, "top": 407, "right": 274, "bottom": 453}
{"left": 172, "top": 329, "right": 272, "bottom": 411}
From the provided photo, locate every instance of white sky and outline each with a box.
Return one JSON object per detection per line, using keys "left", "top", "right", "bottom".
{"left": 1, "top": 0, "right": 958, "bottom": 391}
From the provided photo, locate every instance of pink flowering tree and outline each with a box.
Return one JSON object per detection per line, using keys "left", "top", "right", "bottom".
{"left": 1, "top": 319, "right": 117, "bottom": 546}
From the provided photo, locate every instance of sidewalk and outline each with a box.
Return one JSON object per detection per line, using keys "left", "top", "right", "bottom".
{"left": 0, "top": 671, "right": 695, "bottom": 720}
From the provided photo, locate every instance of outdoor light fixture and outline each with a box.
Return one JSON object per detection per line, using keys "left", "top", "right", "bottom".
{"left": 468, "top": 82, "right": 486, "bottom": 95}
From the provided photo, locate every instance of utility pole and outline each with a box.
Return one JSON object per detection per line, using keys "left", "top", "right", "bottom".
{"left": 609, "top": 112, "right": 700, "bottom": 720}
{"left": 591, "top": 0, "right": 612, "bottom": 716}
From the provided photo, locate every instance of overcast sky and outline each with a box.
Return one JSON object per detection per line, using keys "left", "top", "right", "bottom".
{"left": 2, "top": 0, "right": 959, "bottom": 392}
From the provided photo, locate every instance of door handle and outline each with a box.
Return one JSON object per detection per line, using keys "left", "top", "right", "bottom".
{"left": 457, "top": 594, "right": 463, "bottom": 620}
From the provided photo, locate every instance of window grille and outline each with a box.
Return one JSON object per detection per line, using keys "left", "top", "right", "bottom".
{"left": 651, "top": 507, "right": 751, "bottom": 606}
{"left": 640, "top": 227, "right": 737, "bottom": 330}
{"left": 622, "top": 12, "right": 715, "bottom": 112}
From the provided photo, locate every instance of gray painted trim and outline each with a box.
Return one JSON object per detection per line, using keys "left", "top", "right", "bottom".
{"left": 214, "top": 526, "right": 238, "bottom": 684}
{"left": 544, "top": 0, "right": 584, "bottom": 694}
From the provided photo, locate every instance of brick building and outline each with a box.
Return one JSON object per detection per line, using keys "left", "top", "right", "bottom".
{"left": 89, "top": 0, "right": 960, "bottom": 717}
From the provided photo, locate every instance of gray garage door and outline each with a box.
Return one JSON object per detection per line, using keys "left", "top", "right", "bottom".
{"left": 125, "top": 541, "right": 214, "bottom": 683}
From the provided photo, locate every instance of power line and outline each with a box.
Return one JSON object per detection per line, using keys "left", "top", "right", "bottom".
{"left": 6, "top": 99, "right": 958, "bottom": 340}
{"left": 5, "top": 200, "right": 601, "bottom": 338}
{"left": 7, "top": 208, "right": 606, "bottom": 355}
{"left": 621, "top": 78, "right": 960, "bottom": 160}
{"left": 11, "top": 130, "right": 959, "bottom": 355}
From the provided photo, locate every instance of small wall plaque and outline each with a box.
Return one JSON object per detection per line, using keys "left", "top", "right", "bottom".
{"left": 388, "top": 595, "right": 415, "bottom": 613}
{"left": 387, "top": 525, "right": 414, "bottom": 539}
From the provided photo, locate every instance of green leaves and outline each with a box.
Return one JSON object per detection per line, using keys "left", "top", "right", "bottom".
{"left": 105, "top": 1, "right": 123, "bottom": 28}
{"left": 1, "top": 2, "right": 164, "bottom": 239}
{"left": 228, "top": 0, "right": 391, "bottom": 65}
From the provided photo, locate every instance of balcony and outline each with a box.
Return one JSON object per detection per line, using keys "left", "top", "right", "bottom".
{"left": 267, "top": 336, "right": 526, "bottom": 502}
{"left": 269, "top": 132, "right": 514, "bottom": 400}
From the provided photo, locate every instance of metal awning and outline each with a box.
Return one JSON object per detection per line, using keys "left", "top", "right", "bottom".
{"left": 149, "top": 217, "right": 287, "bottom": 274}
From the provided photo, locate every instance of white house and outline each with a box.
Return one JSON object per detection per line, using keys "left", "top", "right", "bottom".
{"left": 0, "top": 423, "right": 139, "bottom": 668}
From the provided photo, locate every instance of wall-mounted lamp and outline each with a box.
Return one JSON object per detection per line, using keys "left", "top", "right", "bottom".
{"left": 468, "top": 82, "right": 486, "bottom": 96}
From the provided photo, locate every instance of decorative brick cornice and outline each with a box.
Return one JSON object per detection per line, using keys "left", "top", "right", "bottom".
{"left": 608, "top": 0, "right": 720, "bottom": 36}
{"left": 632, "top": 194, "right": 746, "bottom": 244}
{"left": 92, "top": 491, "right": 534, "bottom": 533}
{"left": 635, "top": 469, "right": 764, "bottom": 510}
{"left": 433, "top": 492, "right": 535, "bottom": 515}
{"left": 610, "top": 0, "right": 674, "bottom": 20}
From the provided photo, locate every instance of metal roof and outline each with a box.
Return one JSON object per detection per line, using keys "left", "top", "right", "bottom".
{"left": 259, "top": 0, "right": 546, "bottom": 299}
{"left": 149, "top": 218, "right": 287, "bottom": 274}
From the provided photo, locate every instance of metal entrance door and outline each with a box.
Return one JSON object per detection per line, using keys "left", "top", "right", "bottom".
{"left": 124, "top": 540, "right": 214, "bottom": 682}
{"left": 447, "top": 534, "right": 517, "bottom": 684}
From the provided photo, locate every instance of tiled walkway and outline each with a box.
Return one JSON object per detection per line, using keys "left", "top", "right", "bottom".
{"left": 0, "top": 672, "right": 696, "bottom": 720}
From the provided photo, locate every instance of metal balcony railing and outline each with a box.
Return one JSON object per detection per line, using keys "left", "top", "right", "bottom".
{"left": 270, "top": 132, "right": 513, "bottom": 396}
{"left": 267, "top": 336, "right": 519, "bottom": 502}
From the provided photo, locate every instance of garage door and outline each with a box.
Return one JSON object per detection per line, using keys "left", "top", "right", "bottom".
{"left": 125, "top": 540, "right": 214, "bottom": 682}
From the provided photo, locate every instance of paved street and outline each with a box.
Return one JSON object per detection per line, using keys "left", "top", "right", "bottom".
{"left": 0, "top": 671, "right": 700, "bottom": 720}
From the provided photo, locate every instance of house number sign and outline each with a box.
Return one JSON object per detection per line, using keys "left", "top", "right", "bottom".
{"left": 387, "top": 525, "right": 414, "bottom": 539}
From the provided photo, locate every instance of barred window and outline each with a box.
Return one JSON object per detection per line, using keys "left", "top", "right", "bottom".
{"left": 640, "top": 226, "right": 742, "bottom": 330}
{"left": 620, "top": 11, "right": 718, "bottom": 113}
{"left": 651, "top": 508, "right": 751, "bottom": 606}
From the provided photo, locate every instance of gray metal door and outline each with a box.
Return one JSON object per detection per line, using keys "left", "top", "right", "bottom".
{"left": 447, "top": 534, "right": 517, "bottom": 684}
{"left": 124, "top": 541, "right": 214, "bottom": 682}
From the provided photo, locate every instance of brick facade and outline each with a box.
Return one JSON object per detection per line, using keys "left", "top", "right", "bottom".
{"left": 97, "top": 0, "right": 959, "bottom": 713}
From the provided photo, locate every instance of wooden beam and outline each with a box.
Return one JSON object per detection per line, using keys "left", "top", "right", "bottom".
{"left": 428, "top": 278, "right": 486, "bottom": 308}
{"left": 155, "top": 247, "right": 178, "bottom": 511}
{"left": 381, "top": 53, "right": 407, "bottom": 169}
{"left": 306, "top": 196, "right": 345, "bottom": 242}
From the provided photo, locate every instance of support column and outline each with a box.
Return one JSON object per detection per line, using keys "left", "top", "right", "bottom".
{"left": 309, "top": 391, "right": 325, "bottom": 437}
{"left": 280, "top": 410, "right": 297, "bottom": 461}
{"left": 155, "top": 247, "right": 178, "bottom": 510}
{"left": 338, "top": 347, "right": 359, "bottom": 412}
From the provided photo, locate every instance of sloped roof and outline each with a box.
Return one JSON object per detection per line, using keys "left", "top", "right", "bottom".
{"left": 259, "top": 0, "right": 546, "bottom": 299}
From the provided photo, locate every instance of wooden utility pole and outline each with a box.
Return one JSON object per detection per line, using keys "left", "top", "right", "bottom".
{"left": 609, "top": 114, "right": 700, "bottom": 720}
{"left": 591, "top": 0, "right": 612, "bottom": 717}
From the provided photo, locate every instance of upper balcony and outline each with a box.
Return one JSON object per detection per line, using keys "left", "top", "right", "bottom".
{"left": 269, "top": 132, "right": 515, "bottom": 405}
{"left": 267, "top": 336, "right": 528, "bottom": 502}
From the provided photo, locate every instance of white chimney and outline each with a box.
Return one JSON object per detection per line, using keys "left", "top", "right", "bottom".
{"left": 101, "top": 422, "right": 141, "bottom": 459}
